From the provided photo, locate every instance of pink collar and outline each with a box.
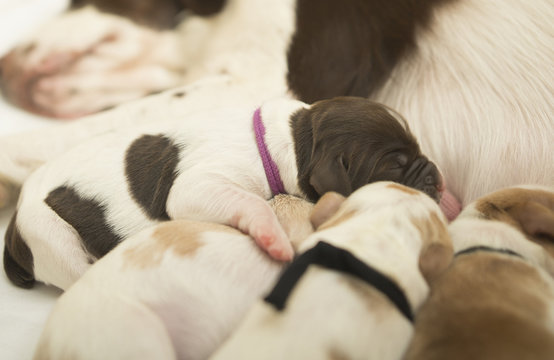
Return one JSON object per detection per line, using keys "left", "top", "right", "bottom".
{"left": 253, "top": 108, "right": 286, "bottom": 196}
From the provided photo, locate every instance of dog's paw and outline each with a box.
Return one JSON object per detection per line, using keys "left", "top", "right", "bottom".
{"left": 0, "top": 7, "right": 184, "bottom": 119}
{"left": 250, "top": 222, "right": 295, "bottom": 262}
{"left": 230, "top": 207, "right": 295, "bottom": 261}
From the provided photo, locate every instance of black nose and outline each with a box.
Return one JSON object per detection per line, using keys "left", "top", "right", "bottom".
{"left": 403, "top": 158, "right": 443, "bottom": 202}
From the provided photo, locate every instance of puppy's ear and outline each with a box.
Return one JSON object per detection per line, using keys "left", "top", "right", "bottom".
{"left": 310, "top": 192, "right": 346, "bottom": 229}
{"left": 507, "top": 198, "right": 554, "bottom": 277}
{"left": 309, "top": 155, "right": 352, "bottom": 198}
{"left": 419, "top": 242, "right": 453, "bottom": 285}
{"left": 415, "top": 213, "right": 453, "bottom": 284}
{"left": 506, "top": 200, "right": 554, "bottom": 240}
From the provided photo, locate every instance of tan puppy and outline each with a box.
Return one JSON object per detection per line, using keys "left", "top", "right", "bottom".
{"left": 212, "top": 181, "right": 453, "bottom": 360}
{"left": 404, "top": 186, "right": 554, "bottom": 360}
{"left": 33, "top": 195, "right": 314, "bottom": 360}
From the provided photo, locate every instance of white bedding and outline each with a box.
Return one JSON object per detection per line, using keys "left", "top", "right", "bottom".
{"left": 1, "top": 1, "right": 69, "bottom": 358}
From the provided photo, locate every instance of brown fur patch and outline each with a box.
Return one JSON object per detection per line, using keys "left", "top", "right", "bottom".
{"left": 123, "top": 220, "right": 236, "bottom": 269}
{"left": 72, "top": 0, "right": 227, "bottom": 29}
{"left": 125, "top": 134, "right": 181, "bottom": 220}
{"left": 405, "top": 254, "right": 554, "bottom": 360}
{"left": 327, "top": 347, "right": 351, "bottom": 360}
{"left": 411, "top": 212, "right": 452, "bottom": 283}
{"left": 475, "top": 187, "right": 554, "bottom": 243}
{"left": 287, "top": 0, "right": 454, "bottom": 102}
{"left": 45, "top": 185, "right": 122, "bottom": 259}
{"left": 3, "top": 211, "right": 35, "bottom": 288}
{"left": 387, "top": 183, "right": 420, "bottom": 196}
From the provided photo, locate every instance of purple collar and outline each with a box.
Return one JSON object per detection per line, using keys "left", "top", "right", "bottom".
{"left": 253, "top": 107, "right": 286, "bottom": 196}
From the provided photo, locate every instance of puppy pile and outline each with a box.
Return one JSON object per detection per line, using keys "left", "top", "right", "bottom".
{"left": 33, "top": 181, "right": 451, "bottom": 360}
{"left": 30, "top": 183, "right": 554, "bottom": 360}
{"left": 2, "top": 96, "right": 552, "bottom": 360}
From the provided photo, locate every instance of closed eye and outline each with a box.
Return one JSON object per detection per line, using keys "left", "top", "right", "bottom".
{"left": 387, "top": 153, "right": 408, "bottom": 169}
{"left": 340, "top": 155, "right": 350, "bottom": 171}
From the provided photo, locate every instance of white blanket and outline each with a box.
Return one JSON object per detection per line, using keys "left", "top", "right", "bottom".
{"left": 0, "top": 1, "right": 68, "bottom": 358}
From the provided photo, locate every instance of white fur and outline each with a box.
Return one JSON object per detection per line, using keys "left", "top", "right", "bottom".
{"left": 212, "top": 182, "right": 450, "bottom": 360}
{"left": 33, "top": 194, "right": 314, "bottom": 360}
{"left": 374, "top": 0, "right": 554, "bottom": 204}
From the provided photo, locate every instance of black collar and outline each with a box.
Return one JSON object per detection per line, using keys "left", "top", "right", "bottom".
{"left": 264, "top": 241, "right": 414, "bottom": 322}
{"left": 455, "top": 245, "right": 524, "bottom": 259}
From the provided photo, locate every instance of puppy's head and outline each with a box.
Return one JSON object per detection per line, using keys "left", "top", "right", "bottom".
{"left": 291, "top": 97, "right": 443, "bottom": 203}
{"left": 309, "top": 181, "right": 453, "bottom": 284}
{"left": 456, "top": 185, "right": 554, "bottom": 274}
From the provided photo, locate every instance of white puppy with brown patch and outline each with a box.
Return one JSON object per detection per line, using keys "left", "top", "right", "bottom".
{"left": 212, "top": 181, "right": 453, "bottom": 360}
{"left": 404, "top": 186, "right": 554, "bottom": 360}
{"left": 33, "top": 194, "right": 314, "bottom": 360}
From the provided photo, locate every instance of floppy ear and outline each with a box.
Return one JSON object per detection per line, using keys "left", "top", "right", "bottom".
{"left": 419, "top": 242, "right": 453, "bottom": 285}
{"left": 507, "top": 198, "right": 554, "bottom": 277}
{"left": 507, "top": 200, "right": 554, "bottom": 240}
{"left": 309, "top": 154, "right": 352, "bottom": 198}
{"left": 310, "top": 192, "right": 346, "bottom": 229}
{"left": 415, "top": 213, "right": 453, "bottom": 284}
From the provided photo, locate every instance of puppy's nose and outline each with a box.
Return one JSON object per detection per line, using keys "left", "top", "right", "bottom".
{"left": 415, "top": 162, "right": 443, "bottom": 203}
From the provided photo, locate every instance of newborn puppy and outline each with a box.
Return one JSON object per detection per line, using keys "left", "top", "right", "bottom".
{"left": 33, "top": 195, "right": 314, "bottom": 360}
{"left": 4, "top": 96, "right": 443, "bottom": 290}
{"left": 404, "top": 186, "right": 554, "bottom": 360}
{"left": 212, "top": 181, "right": 453, "bottom": 360}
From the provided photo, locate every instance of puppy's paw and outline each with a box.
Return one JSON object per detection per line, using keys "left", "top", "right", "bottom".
{"left": 250, "top": 221, "right": 294, "bottom": 262}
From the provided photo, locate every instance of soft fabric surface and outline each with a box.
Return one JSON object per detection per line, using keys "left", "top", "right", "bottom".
{"left": 0, "top": 1, "right": 68, "bottom": 358}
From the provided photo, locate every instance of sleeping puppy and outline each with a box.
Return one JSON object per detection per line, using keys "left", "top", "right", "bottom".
{"left": 404, "top": 186, "right": 554, "bottom": 360}
{"left": 33, "top": 194, "right": 314, "bottom": 360}
{"left": 211, "top": 181, "right": 453, "bottom": 360}
{"left": 4, "top": 96, "right": 444, "bottom": 290}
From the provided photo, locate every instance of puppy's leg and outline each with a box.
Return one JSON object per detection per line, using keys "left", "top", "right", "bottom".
{"left": 167, "top": 183, "right": 294, "bottom": 261}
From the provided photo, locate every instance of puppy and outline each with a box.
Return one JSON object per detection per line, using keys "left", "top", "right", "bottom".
{"left": 4, "top": 96, "right": 444, "bottom": 290}
{"left": 33, "top": 194, "right": 314, "bottom": 360}
{"left": 404, "top": 186, "right": 554, "bottom": 360}
{"left": 211, "top": 181, "right": 453, "bottom": 360}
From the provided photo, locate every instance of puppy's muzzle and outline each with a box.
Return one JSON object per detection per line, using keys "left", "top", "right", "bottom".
{"left": 404, "top": 158, "right": 443, "bottom": 202}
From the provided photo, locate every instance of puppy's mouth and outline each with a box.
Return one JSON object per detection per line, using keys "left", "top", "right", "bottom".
{"left": 403, "top": 158, "right": 443, "bottom": 202}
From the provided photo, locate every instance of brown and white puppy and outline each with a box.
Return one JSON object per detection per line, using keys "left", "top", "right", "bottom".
{"left": 211, "top": 181, "right": 453, "bottom": 360}
{"left": 4, "top": 96, "right": 443, "bottom": 290}
{"left": 404, "top": 186, "right": 554, "bottom": 360}
{"left": 33, "top": 194, "right": 314, "bottom": 360}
